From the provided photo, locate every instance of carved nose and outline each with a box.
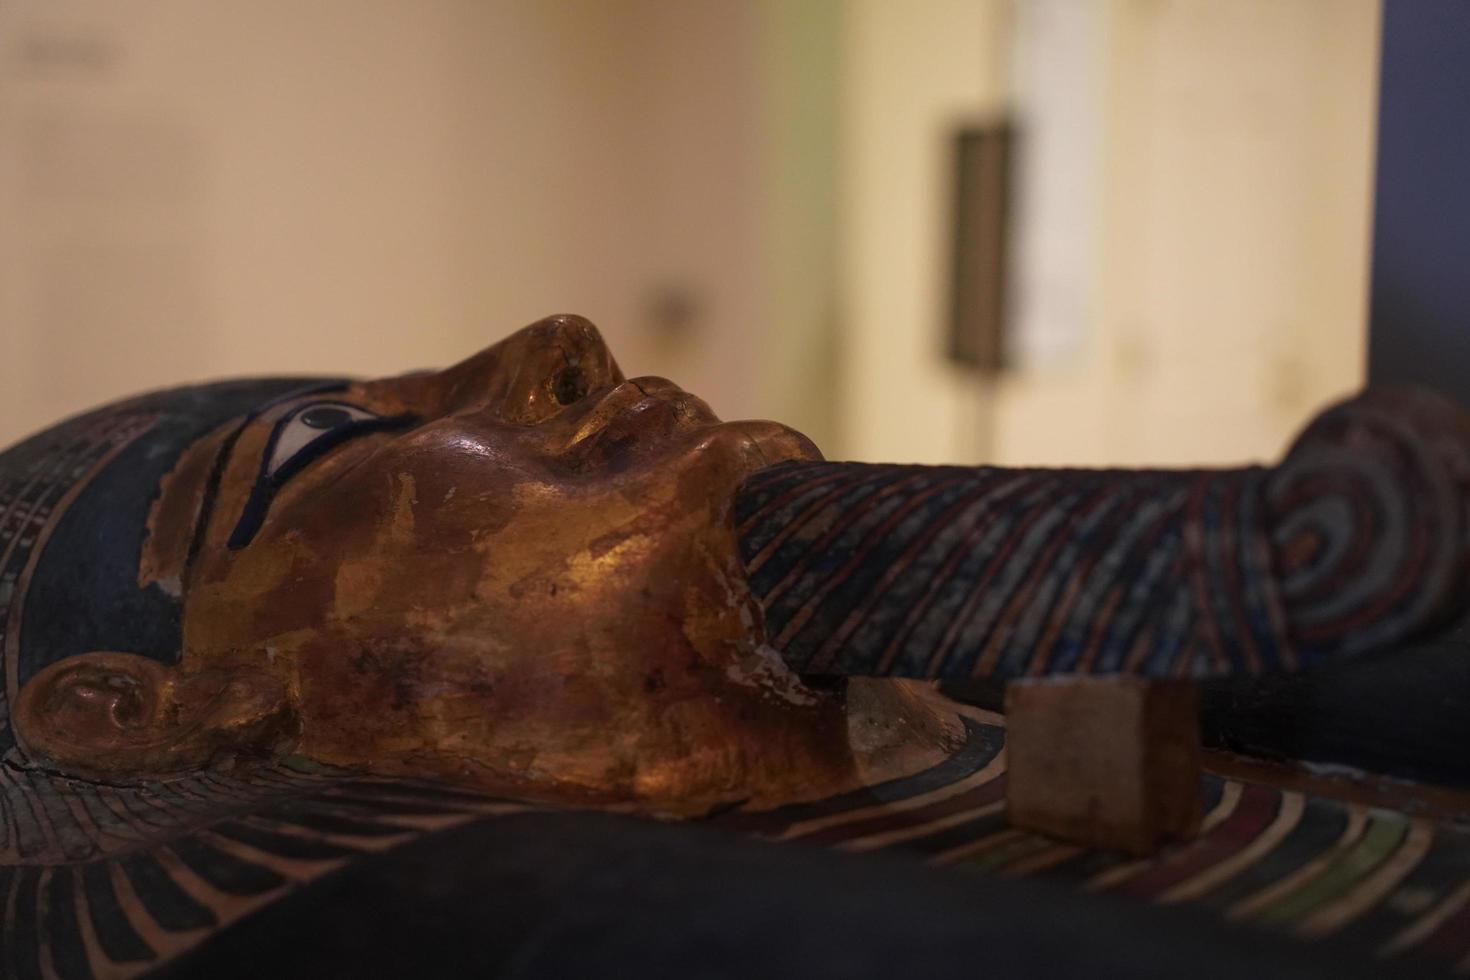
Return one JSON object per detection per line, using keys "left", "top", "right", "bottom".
{"left": 436, "top": 314, "right": 626, "bottom": 423}
{"left": 515, "top": 314, "right": 623, "bottom": 406}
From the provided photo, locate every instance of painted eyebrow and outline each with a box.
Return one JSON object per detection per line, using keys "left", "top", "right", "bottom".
{"left": 184, "top": 382, "right": 350, "bottom": 585}
{"left": 225, "top": 401, "right": 418, "bottom": 550}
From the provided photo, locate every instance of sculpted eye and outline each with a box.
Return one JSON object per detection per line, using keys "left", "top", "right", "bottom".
{"left": 265, "top": 402, "right": 383, "bottom": 480}
{"left": 229, "top": 401, "right": 416, "bottom": 549}
{"left": 300, "top": 405, "right": 354, "bottom": 428}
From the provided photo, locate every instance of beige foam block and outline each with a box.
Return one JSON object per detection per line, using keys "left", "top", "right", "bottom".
{"left": 1004, "top": 676, "right": 1202, "bottom": 856}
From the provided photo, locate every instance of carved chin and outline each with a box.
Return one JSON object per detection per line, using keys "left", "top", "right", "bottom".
{"left": 721, "top": 419, "right": 824, "bottom": 470}
{"left": 659, "top": 420, "right": 822, "bottom": 495}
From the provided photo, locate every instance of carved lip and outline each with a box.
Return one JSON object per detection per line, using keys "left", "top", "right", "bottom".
{"left": 564, "top": 377, "right": 714, "bottom": 449}
{"left": 613, "top": 377, "right": 713, "bottom": 423}
{"left": 560, "top": 378, "right": 819, "bottom": 476}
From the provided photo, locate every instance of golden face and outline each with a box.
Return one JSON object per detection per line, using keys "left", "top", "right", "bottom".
{"left": 16, "top": 315, "right": 956, "bottom": 814}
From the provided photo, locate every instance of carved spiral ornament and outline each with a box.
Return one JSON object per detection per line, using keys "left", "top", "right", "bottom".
{"left": 1266, "top": 388, "right": 1470, "bottom": 661}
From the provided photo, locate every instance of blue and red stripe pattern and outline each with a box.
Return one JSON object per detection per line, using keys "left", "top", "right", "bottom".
{"left": 736, "top": 389, "right": 1470, "bottom": 679}
{"left": 4, "top": 702, "right": 1470, "bottom": 977}
{"left": 719, "top": 703, "right": 1470, "bottom": 976}
{"left": 1266, "top": 387, "right": 1470, "bottom": 662}
{"left": 0, "top": 761, "right": 528, "bottom": 980}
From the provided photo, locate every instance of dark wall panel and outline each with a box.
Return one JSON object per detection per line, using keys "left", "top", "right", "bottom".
{"left": 1368, "top": 0, "right": 1470, "bottom": 406}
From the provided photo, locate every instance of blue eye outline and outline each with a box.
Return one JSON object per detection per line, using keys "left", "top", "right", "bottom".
{"left": 226, "top": 400, "right": 418, "bottom": 550}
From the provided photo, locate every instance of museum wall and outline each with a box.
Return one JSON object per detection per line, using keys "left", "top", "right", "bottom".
{"left": 834, "top": 0, "right": 1012, "bottom": 467}
{"left": 1, "top": 0, "right": 1381, "bottom": 470}
{"left": 0, "top": 1, "right": 469, "bottom": 444}
{"left": 0, "top": 0, "right": 781, "bottom": 447}
{"left": 984, "top": 0, "right": 1380, "bottom": 468}
{"left": 834, "top": 0, "right": 1381, "bottom": 467}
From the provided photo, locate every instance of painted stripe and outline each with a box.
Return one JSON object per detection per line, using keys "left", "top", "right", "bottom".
{"left": 783, "top": 767, "right": 1008, "bottom": 847}
{"left": 928, "top": 828, "right": 1026, "bottom": 867}
{"left": 743, "top": 467, "right": 894, "bottom": 574}
{"left": 1254, "top": 812, "right": 1408, "bottom": 929}
{"left": 1190, "top": 792, "right": 1350, "bottom": 914}
{"left": 1085, "top": 781, "right": 1244, "bottom": 892}
{"left": 1027, "top": 479, "right": 1156, "bottom": 675}
{"left": 761, "top": 470, "right": 930, "bottom": 612}
{"left": 781, "top": 474, "right": 975, "bottom": 660}
{"left": 840, "top": 800, "right": 1007, "bottom": 853}
{"left": 1228, "top": 806, "right": 1370, "bottom": 921}
{"left": 976, "top": 485, "right": 1119, "bottom": 677}
{"left": 79, "top": 862, "right": 152, "bottom": 967}
{"left": 1111, "top": 784, "right": 1280, "bottom": 900}
{"left": 1001, "top": 842, "right": 1087, "bottom": 877}
{"left": 1382, "top": 877, "right": 1470, "bottom": 957}
{"left": 884, "top": 807, "right": 1015, "bottom": 858}
{"left": 936, "top": 485, "right": 1082, "bottom": 677}
{"left": 874, "top": 476, "right": 1037, "bottom": 674}
{"left": 1159, "top": 791, "right": 1306, "bottom": 905}
{"left": 810, "top": 475, "right": 1015, "bottom": 670}
{"left": 1426, "top": 894, "right": 1470, "bottom": 966}
{"left": 1298, "top": 818, "right": 1434, "bottom": 938}
{"left": 736, "top": 465, "right": 852, "bottom": 538}
{"left": 736, "top": 719, "right": 1003, "bottom": 838}
{"left": 968, "top": 834, "right": 1061, "bottom": 874}
{"left": 71, "top": 865, "right": 126, "bottom": 980}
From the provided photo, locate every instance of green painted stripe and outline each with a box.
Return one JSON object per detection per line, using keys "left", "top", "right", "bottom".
{"left": 1256, "top": 812, "right": 1408, "bottom": 927}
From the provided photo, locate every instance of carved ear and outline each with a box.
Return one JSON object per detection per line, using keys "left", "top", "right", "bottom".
{"left": 13, "top": 653, "right": 295, "bottom": 780}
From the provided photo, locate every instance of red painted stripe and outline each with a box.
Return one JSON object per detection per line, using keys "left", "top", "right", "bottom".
{"left": 873, "top": 475, "right": 1035, "bottom": 674}
{"left": 785, "top": 474, "right": 973, "bottom": 663}
{"left": 923, "top": 485, "right": 1070, "bottom": 677}
{"left": 806, "top": 472, "right": 1014, "bottom": 670}
{"left": 1298, "top": 497, "right": 1435, "bottom": 643}
{"left": 742, "top": 467, "right": 888, "bottom": 572}
{"left": 761, "top": 470, "right": 929, "bottom": 609}
{"left": 973, "top": 482, "right": 1116, "bottom": 676}
{"left": 1076, "top": 481, "right": 1186, "bottom": 673}
{"left": 1110, "top": 784, "right": 1280, "bottom": 900}
{"left": 1029, "top": 477, "right": 1157, "bottom": 675}
{"left": 1182, "top": 474, "right": 1232, "bottom": 674}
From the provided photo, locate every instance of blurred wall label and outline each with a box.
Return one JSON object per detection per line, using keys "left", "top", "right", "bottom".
{"left": 948, "top": 124, "right": 1013, "bottom": 373}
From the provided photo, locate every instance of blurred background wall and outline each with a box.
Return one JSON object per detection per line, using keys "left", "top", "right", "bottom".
{"left": 0, "top": 0, "right": 1381, "bottom": 466}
